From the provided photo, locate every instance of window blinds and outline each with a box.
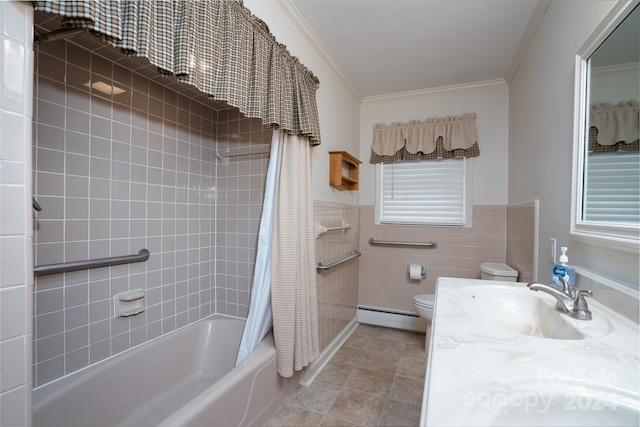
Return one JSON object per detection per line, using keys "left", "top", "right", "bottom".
{"left": 379, "top": 159, "right": 466, "bottom": 225}
{"left": 583, "top": 151, "right": 640, "bottom": 223}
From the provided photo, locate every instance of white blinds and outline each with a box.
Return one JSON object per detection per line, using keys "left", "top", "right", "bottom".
{"left": 583, "top": 151, "right": 640, "bottom": 223}
{"left": 379, "top": 159, "right": 466, "bottom": 225}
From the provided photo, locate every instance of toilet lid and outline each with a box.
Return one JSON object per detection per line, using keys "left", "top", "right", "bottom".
{"left": 413, "top": 294, "right": 435, "bottom": 308}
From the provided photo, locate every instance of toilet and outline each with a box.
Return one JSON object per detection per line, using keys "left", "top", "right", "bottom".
{"left": 480, "top": 262, "right": 518, "bottom": 282}
{"left": 412, "top": 294, "right": 435, "bottom": 352}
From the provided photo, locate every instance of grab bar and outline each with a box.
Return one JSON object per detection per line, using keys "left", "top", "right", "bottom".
{"left": 368, "top": 238, "right": 438, "bottom": 249}
{"left": 317, "top": 250, "right": 361, "bottom": 272}
{"left": 34, "top": 249, "right": 150, "bottom": 276}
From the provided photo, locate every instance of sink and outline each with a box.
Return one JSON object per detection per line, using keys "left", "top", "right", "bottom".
{"left": 450, "top": 285, "right": 585, "bottom": 340}
{"left": 460, "top": 382, "right": 640, "bottom": 427}
{"left": 422, "top": 278, "right": 639, "bottom": 427}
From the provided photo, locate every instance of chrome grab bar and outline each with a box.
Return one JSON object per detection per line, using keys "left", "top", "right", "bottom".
{"left": 368, "top": 237, "right": 437, "bottom": 249}
{"left": 34, "top": 249, "right": 150, "bottom": 276}
{"left": 317, "top": 250, "right": 361, "bottom": 272}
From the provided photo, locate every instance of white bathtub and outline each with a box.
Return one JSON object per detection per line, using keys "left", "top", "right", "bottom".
{"left": 33, "top": 316, "right": 292, "bottom": 427}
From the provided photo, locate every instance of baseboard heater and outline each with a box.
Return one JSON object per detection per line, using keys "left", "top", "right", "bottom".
{"left": 357, "top": 305, "right": 427, "bottom": 333}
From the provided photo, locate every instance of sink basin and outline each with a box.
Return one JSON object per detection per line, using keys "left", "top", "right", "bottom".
{"left": 460, "top": 382, "right": 640, "bottom": 427}
{"left": 451, "top": 285, "right": 585, "bottom": 340}
{"left": 423, "top": 278, "right": 639, "bottom": 427}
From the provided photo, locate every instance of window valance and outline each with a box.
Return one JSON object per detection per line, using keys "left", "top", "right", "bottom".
{"left": 33, "top": 0, "right": 322, "bottom": 145}
{"left": 589, "top": 101, "right": 639, "bottom": 152}
{"left": 370, "top": 113, "right": 479, "bottom": 163}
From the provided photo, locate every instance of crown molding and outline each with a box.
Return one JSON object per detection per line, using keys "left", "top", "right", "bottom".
{"left": 362, "top": 79, "right": 506, "bottom": 103}
{"left": 275, "top": 0, "right": 362, "bottom": 101}
{"left": 505, "top": 0, "right": 551, "bottom": 83}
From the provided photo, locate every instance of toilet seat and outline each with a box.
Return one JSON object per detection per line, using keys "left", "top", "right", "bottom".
{"left": 413, "top": 294, "right": 435, "bottom": 309}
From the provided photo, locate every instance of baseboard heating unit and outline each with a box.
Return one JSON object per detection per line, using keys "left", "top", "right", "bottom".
{"left": 357, "top": 306, "right": 427, "bottom": 333}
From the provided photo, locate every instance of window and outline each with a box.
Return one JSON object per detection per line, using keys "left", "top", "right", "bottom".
{"left": 375, "top": 158, "right": 471, "bottom": 226}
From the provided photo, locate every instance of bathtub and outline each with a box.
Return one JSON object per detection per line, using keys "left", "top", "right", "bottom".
{"left": 33, "top": 315, "right": 292, "bottom": 427}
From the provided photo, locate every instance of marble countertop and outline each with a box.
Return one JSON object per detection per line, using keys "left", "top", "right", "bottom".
{"left": 420, "top": 277, "right": 640, "bottom": 427}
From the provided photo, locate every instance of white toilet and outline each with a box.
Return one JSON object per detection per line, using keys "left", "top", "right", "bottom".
{"left": 412, "top": 294, "right": 435, "bottom": 352}
{"left": 479, "top": 262, "right": 518, "bottom": 281}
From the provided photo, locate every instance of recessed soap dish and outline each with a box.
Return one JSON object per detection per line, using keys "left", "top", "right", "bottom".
{"left": 114, "top": 289, "right": 145, "bottom": 317}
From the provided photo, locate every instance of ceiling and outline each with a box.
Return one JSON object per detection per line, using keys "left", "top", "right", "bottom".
{"left": 290, "top": 0, "right": 540, "bottom": 98}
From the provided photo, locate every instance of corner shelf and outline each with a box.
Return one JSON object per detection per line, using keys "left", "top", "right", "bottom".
{"left": 329, "top": 151, "right": 362, "bottom": 191}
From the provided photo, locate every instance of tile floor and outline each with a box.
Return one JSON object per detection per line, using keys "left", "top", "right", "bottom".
{"left": 265, "top": 324, "right": 427, "bottom": 427}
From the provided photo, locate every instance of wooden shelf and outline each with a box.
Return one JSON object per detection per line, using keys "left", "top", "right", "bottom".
{"left": 329, "top": 151, "right": 362, "bottom": 190}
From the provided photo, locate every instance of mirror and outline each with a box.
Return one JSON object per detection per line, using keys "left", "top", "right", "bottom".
{"left": 571, "top": 1, "right": 640, "bottom": 252}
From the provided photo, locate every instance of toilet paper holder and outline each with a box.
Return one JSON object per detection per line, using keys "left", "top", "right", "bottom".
{"left": 408, "top": 264, "right": 427, "bottom": 280}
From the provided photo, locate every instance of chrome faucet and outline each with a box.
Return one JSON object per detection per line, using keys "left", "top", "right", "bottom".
{"left": 527, "top": 278, "right": 593, "bottom": 320}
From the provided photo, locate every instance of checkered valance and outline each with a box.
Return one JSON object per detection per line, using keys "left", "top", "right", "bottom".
{"left": 33, "top": 0, "right": 322, "bottom": 145}
{"left": 589, "top": 101, "right": 639, "bottom": 152}
{"left": 370, "top": 113, "right": 479, "bottom": 163}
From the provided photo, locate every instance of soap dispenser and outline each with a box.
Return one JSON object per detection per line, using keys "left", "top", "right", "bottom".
{"left": 552, "top": 246, "right": 575, "bottom": 291}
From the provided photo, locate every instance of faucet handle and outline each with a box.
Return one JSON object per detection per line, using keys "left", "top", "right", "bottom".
{"left": 572, "top": 289, "right": 593, "bottom": 321}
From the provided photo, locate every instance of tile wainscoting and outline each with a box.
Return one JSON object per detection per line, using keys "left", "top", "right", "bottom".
{"left": 358, "top": 205, "right": 507, "bottom": 313}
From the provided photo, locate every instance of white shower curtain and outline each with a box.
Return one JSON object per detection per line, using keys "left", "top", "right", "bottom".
{"left": 235, "top": 131, "right": 282, "bottom": 366}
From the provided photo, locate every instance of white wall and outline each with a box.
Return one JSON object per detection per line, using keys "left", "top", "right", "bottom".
{"left": 590, "top": 64, "right": 640, "bottom": 105}
{"left": 245, "top": 0, "right": 362, "bottom": 205}
{"left": 359, "top": 82, "right": 510, "bottom": 206}
{"left": 509, "top": 0, "right": 639, "bottom": 286}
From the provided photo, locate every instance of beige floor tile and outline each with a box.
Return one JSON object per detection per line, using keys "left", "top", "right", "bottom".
{"left": 265, "top": 404, "right": 324, "bottom": 427}
{"left": 388, "top": 375, "right": 424, "bottom": 406}
{"left": 397, "top": 356, "right": 427, "bottom": 379}
{"left": 374, "top": 327, "right": 415, "bottom": 342}
{"left": 343, "top": 367, "right": 395, "bottom": 396}
{"left": 402, "top": 341, "right": 427, "bottom": 360}
{"left": 378, "top": 400, "right": 422, "bottom": 427}
{"left": 404, "top": 331, "right": 426, "bottom": 346}
{"left": 343, "top": 333, "right": 370, "bottom": 349}
{"left": 319, "top": 415, "right": 358, "bottom": 426}
{"left": 264, "top": 324, "right": 428, "bottom": 427}
{"left": 315, "top": 362, "right": 355, "bottom": 387}
{"left": 285, "top": 381, "right": 342, "bottom": 414}
{"left": 327, "top": 389, "right": 386, "bottom": 426}
{"left": 331, "top": 346, "right": 364, "bottom": 367}
{"left": 366, "top": 337, "right": 404, "bottom": 356}
{"left": 358, "top": 350, "right": 400, "bottom": 375}
{"left": 352, "top": 323, "right": 380, "bottom": 337}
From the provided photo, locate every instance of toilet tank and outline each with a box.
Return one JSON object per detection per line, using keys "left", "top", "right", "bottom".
{"left": 480, "top": 262, "right": 518, "bottom": 282}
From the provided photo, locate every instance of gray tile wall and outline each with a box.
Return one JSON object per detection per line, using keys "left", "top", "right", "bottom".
{"left": 32, "top": 39, "right": 219, "bottom": 387}
{"left": 214, "top": 109, "right": 271, "bottom": 317}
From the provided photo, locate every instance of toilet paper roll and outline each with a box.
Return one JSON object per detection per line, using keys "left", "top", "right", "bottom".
{"left": 408, "top": 263, "right": 424, "bottom": 280}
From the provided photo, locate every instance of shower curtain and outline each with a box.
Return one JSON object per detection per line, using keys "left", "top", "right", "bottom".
{"left": 235, "top": 132, "right": 281, "bottom": 366}
{"left": 235, "top": 130, "right": 319, "bottom": 377}
{"left": 270, "top": 133, "right": 319, "bottom": 377}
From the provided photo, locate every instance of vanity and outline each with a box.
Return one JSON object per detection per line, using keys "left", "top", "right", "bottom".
{"left": 420, "top": 1, "right": 639, "bottom": 423}
{"left": 420, "top": 278, "right": 640, "bottom": 426}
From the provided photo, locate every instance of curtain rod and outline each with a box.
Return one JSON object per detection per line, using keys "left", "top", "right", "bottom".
{"left": 216, "top": 146, "right": 270, "bottom": 164}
